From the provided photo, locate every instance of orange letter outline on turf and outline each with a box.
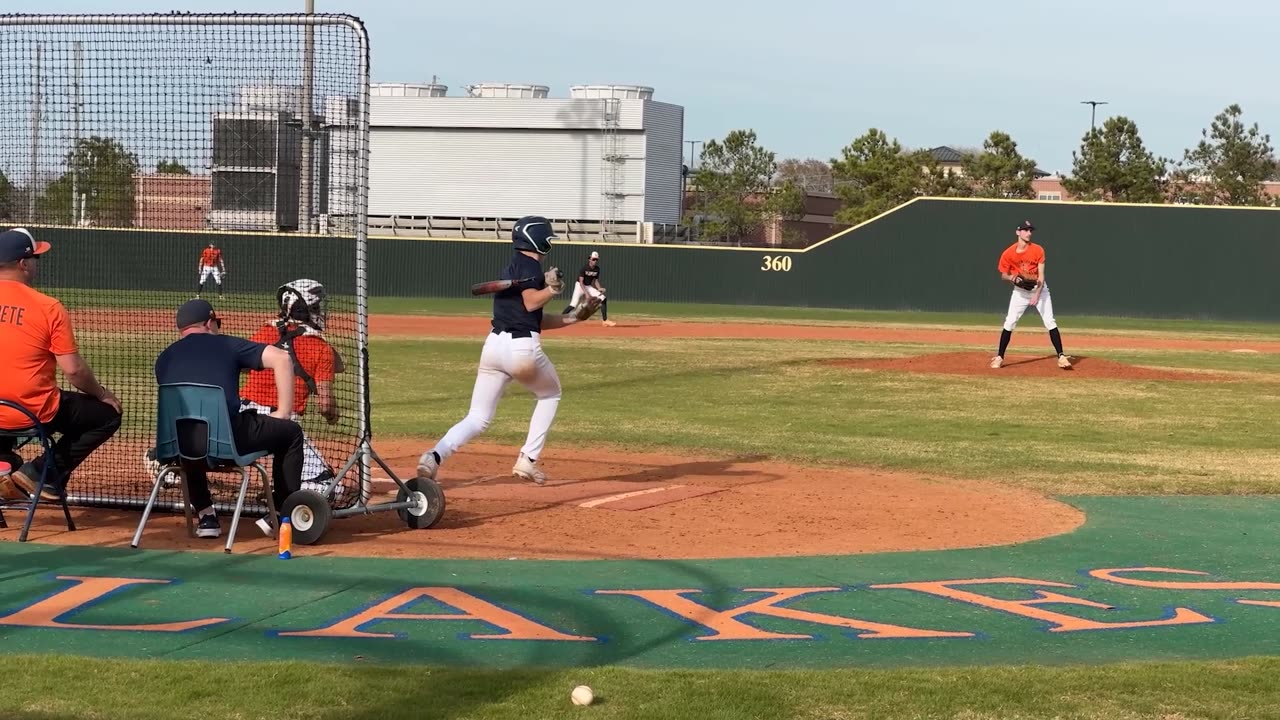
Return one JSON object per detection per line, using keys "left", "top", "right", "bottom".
{"left": 274, "top": 587, "right": 596, "bottom": 641}
{"left": 595, "top": 587, "right": 973, "bottom": 641}
{"left": 871, "top": 577, "right": 1215, "bottom": 633}
{"left": 1091, "top": 567, "right": 1280, "bottom": 609}
{"left": 0, "top": 575, "right": 230, "bottom": 632}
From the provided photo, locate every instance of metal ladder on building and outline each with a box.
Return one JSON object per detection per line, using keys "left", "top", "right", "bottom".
{"left": 599, "top": 97, "right": 625, "bottom": 240}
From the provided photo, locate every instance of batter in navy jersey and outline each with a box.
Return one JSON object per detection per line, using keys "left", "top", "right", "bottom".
{"left": 416, "top": 216, "right": 602, "bottom": 485}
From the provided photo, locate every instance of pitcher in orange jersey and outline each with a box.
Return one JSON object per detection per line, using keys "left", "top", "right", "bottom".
{"left": 991, "top": 220, "right": 1072, "bottom": 370}
{"left": 197, "top": 241, "right": 225, "bottom": 298}
{"left": 239, "top": 279, "right": 344, "bottom": 494}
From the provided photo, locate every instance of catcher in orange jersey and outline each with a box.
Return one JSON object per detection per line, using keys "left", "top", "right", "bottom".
{"left": 239, "top": 279, "right": 345, "bottom": 491}
{"left": 990, "top": 220, "right": 1072, "bottom": 370}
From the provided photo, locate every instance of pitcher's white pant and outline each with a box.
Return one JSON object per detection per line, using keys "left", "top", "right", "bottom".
{"left": 1003, "top": 285, "right": 1057, "bottom": 332}
{"left": 433, "top": 330, "right": 562, "bottom": 462}
{"left": 199, "top": 266, "right": 223, "bottom": 285}
{"left": 240, "top": 400, "right": 331, "bottom": 482}
{"left": 569, "top": 284, "right": 604, "bottom": 309}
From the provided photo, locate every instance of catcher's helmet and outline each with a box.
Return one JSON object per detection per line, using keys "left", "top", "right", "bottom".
{"left": 512, "top": 216, "right": 557, "bottom": 255}
{"left": 277, "top": 278, "right": 328, "bottom": 332}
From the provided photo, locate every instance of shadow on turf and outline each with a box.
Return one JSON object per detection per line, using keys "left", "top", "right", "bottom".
{"left": 0, "top": 543, "right": 748, "bottom": 720}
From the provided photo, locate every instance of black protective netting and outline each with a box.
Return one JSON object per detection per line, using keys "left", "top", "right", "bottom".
{"left": 0, "top": 14, "right": 370, "bottom": 513}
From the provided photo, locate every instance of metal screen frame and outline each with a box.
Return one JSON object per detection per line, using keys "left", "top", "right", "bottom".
{"left": 0, "top": 12, "right": 377, "bottom": 515}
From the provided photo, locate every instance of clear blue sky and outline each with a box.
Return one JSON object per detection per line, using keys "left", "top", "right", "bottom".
{"left": 21, "top": 0, "right": 1280, "bottom": 175}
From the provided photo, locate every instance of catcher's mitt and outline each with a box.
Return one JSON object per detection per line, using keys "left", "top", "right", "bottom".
{"left": 1012, "top": 275, "right": 1039, "bottom": 291}
{"left": 572, "top": 296, "right": 602, "bottom": 322}
{"left": 544, "top": 267, "right": 564, "bottom": 294}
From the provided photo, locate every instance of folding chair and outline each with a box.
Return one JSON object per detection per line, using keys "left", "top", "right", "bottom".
{"left": 0, "top": 399, "right": 76, "bottom": 542}
{"left": 131, "top": 383, "right": 277, "bottom": 554}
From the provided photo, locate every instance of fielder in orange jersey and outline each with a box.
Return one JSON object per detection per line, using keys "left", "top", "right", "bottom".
{"left": 990, "top": 220, "right": 1072, "bottom": 370}
{"left": 238, "top": 279, "right": 344, "bottom": 492}
{"left": 197, "top": 241, "right": 225, "bottom": 298}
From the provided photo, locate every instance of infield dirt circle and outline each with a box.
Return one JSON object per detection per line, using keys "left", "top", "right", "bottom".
{"left": 9, "top": 313, "right": 1255, "bottom": 559}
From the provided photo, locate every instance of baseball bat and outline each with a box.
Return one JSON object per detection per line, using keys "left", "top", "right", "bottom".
{"left": 470, "top": 277, "right": 538, "bottom": 296}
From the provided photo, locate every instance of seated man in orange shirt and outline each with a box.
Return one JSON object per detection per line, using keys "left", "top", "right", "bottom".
{"left": 0, "top": 228, "right": 122, "bottom": 502}
{"left": 238, "top": 279, "right": 342, "bottom": 492}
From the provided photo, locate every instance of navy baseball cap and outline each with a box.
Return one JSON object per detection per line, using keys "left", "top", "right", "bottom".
{"left": 0, "top": 228, "right": 51, "bottom": 262}
{"left": 1016, "top": 220, "right": 1035, "bottom": 231}
{"left": 176, "top": 298, "right": 220, "bottom": 329}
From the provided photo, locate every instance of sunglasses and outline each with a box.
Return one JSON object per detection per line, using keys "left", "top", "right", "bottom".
{"left": 208, "top": 314, "right": 222, "bottom": 330}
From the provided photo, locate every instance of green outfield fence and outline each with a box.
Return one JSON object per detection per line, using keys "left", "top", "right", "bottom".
{"left": 27, "top": 196, "right": 1280, "bottom": 322}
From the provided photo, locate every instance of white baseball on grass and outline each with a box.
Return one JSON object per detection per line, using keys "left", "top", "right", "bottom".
{"left": 571, "top": 685, "right": 594, "bottom": 706}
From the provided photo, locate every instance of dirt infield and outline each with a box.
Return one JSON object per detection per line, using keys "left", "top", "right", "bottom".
{"left": 0, "top": 440, "right": 1084, "bottom": 561}
{"left": 368, "top": 315, "right": 1280, "bottom": 353}
{"left": 13, "top": 309, "right": 1246, "bottom": 562}
{"left": 825, "top": 351, "right": 1230, "bottom": 381}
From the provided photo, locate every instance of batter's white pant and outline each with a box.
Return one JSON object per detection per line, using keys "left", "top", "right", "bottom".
{"left": 569, "top": 284, "right": 604, "bottom": 309}
{"left": 240, "top": 400, "right": 331, "bottom": 484}
{"left": 199, "top": 266, "right": 223, "bottom": 286}
{"left": 432, "top": 330, "right": 562, "bottom": 463}
{"left": 1003, "top": 284, "right": 1057, "bottom": 332}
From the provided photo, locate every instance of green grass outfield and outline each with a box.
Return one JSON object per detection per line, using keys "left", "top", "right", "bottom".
{"left": 10, "top": 298, "right": 1280, "bottom": 718}
{"left": 44, "top": 286, "right": 1280, "bottom": 337}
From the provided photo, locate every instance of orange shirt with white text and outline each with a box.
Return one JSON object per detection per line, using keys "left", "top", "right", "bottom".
{"left": 998, "top": 242, "right": 1046, "bottom": 280}
{"left": 200, "top": 247, "right": 222, "bottom": 267}
{"left": 239, "top": 324, "right": 335, "bottom": 416}
{"left": 0, "top": 281, "right": 78, "bottom": 427}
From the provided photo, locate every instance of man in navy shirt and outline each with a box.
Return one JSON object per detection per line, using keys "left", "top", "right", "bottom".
{"left": 416, "top": 215, "right": 602, "bottom": 486}
{"left": 153, "top": 299, "right": 305, "bottom": 539}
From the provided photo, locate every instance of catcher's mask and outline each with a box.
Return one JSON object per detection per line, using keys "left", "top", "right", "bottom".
{"left": 277, "top": 278, "right": 328, "bottom": 332}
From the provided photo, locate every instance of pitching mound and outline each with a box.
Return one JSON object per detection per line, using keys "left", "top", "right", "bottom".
{"left": 2, "top": 441, "right": 1083, "bottom": 561}
{"left": 825, "top": 351, "right": 1226, "bottom": 381}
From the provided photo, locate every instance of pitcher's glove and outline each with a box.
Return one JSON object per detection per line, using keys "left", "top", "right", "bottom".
{"left": 1012, "top": 275, "right": 1039, "bottom": 291}
{"left": 572, "top": 296, "right": 603, "bottom": 322}
{"left": 544, "top": 267, "right": 564, "bottom": 294}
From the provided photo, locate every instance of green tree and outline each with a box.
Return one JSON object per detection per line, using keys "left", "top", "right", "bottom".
{"left": 686, "top": 129, "right": 804, "bottom": 243}
{"left": 1062, "top": 116, "right": 1169, "bottom": 203}
{"left": 156, "top": 158, "right": 191, "bottom": 174}
{"left": 830, "top": 129, "right": 937, "bottom": 225}
{"left": 1177, "top": 104, "right": 1275, "bottom": 206}
{"left": 960, "top": 131, "right": 1039, "bottom": 199}
{"left": 37, "top": 136, "right": 139, "bottom": 226}
{"left": 775, "top": 158, "right": 833, "bottom": 193}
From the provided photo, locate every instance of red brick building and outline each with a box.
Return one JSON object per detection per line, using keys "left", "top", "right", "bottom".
{"left": 133, "top": 173, "right": 211, "bottom": 230}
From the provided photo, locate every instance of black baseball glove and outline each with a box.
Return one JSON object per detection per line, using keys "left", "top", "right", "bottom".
{"left": 1012, "top": 275, "right": 1039, "bottom": 291}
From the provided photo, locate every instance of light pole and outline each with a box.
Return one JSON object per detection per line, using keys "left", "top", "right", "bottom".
{"left": 685, "top": 140, "right": 703, "bottom": 170}
{"left": 1081, "top": 100, "right": 1108, "bottom": 131}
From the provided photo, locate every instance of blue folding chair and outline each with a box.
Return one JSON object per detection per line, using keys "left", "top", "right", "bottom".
{"left": 0, "top": 399, "right": 76, "bottom": 542}
{"left": 131, "top": 383, "right": 277, "bottom": 554}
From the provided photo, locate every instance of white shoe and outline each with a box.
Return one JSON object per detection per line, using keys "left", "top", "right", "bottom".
{"left": 990, "top": 356, "right": 1003, "bottom": 369}
{"left": 1057, "top": 354, "right": 1073, "bottom": 369}
{"left": 417, "top": 450, "right": 439, "bottom": 481}
{"left": 301, "top": 480, "right": 347, "bottom": 497}
{"left": 512, "top": 454, "right": 546, "bottom": 485}
{"left": 601, "top": 320, "right": 616, "bottom": 327}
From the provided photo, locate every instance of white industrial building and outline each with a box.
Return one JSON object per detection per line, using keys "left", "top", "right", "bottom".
{"left": 206, "top": 82, "right": 685, "bottom": 241}
{"left": 365, "top": 82, "right": 685, "bottom": 241}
